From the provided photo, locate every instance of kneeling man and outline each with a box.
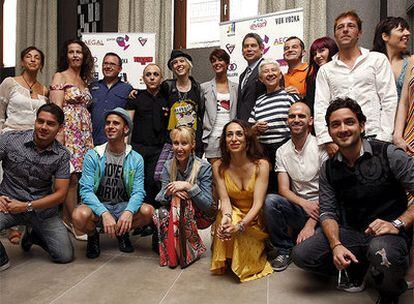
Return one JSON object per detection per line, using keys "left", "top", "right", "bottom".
{"left": 264, "top": 102, "right": 327, "bottom": 271}
{"left": 74, "top": 108, "right": 153, "bottom": 258}
{"left": 0, "top": 104, "right": 73, "bottom": 270}
{"left": 293, "top": 98, "right": 414, "bottom": 304}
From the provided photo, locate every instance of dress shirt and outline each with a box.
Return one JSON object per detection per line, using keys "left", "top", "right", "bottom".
{"left": 314, "top": 47, "right": 398, "bottom": 145}
{"left": 275, "top": 134, "right": 327, "bottom": 201}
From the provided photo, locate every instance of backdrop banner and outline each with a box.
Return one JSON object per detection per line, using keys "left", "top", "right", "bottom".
{"left": 220, "top": 8, "right": 303, "bottom": 83}
{"left": 82, "top": 32, "right": 156, "bottom": 89}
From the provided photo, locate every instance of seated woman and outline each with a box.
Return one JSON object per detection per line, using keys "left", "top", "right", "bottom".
{"left": 211, "top": 120, "right": 273, "bottom": 282}
{"left": 154, "top": 126, "right": 216, "bottom": 268}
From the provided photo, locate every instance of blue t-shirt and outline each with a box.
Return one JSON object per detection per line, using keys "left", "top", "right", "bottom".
{"left": 89, "top": 78, "right": 133, "bottom": 145}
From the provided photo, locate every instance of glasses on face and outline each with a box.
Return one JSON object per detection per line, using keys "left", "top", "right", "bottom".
{"left": 103, "top": 62, "right": 119, "bottom": 67}
{"left": 145, "top": 72, "right": 160, "bottom": 77}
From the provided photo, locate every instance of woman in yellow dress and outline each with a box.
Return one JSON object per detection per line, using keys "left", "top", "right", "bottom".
{"left": 211, "top": 119, "right": 273, "bottom": 282}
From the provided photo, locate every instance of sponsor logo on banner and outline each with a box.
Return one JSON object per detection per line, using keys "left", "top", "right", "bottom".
{"left": 84, "top": 39, "right": 104, "bottom": 46}
{"left": 228, "top": 63, "right": 237, "bottom": 71}
{"left": 134, "top": 56, "right": 153, "bottom": 65}
{"left": 226, "top": 43, "right": 235, "bottom": 54}
{"left": 138, "top": 37, "right": 148, "bottom": 46}
{"left": 93, "top": 56, "right": 98, "bottom": 63}
{"left": 273, "top": 36, "right": 289, "bottom": 46}
{"left": 226, "top": 23, "right": 236, "bottom": 37}
{"left": 262, "top": 35, "right": 270, "bottom": 54}
{"left": 116, "top": 35, "right": 130, "bottom": 51}
{"left": 250, "top": 18, "right": 267, "bottom": 30}
{"left": 121, "top": 58, "right": 128, "bottom": 64}
{"left": 277, "top": 59, "right": 288, "bottom": 67}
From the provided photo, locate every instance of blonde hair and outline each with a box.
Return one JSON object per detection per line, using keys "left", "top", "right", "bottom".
{"left": 169, "top": 126, "right": 200, "bottom": 184}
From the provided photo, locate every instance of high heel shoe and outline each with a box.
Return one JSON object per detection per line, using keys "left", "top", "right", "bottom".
{"left": 62, "top": 221, "right": 87, "bottom": 241}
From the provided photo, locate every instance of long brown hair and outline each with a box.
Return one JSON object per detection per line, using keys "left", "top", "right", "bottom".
{"left": 218, "top": 119, "right": 266, "bottom": 176}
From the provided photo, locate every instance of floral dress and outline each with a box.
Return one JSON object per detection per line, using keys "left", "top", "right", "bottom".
{"left": 50, "top": 84, "right": 93, "bottom": 172}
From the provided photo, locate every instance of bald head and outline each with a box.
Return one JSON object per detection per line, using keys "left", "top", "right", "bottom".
{"left": 143, "top": 63, "right": 162, "bottom": 94}
{"left": 289, "top": 102, "right": 311, "bottom": 117}
{"left": 287, "top": 102, "right": 313, "bottom": 137}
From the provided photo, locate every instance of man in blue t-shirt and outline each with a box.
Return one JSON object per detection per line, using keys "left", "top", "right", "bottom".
{"left": 89, "top": 52, "right": 133, "bottom": 145}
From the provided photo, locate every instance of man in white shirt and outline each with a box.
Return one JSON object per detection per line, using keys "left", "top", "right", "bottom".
{"left": 264, "top": 102, "right": 327, "bottom": 271}
{"left": 314, "top": 11, "right": 398, "bottom": 157}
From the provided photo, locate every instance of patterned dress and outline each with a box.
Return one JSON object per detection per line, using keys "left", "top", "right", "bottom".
{"left": 211, "top": 167, "right": 273, "bottom": 282}
{"left": 50, "top": 84, "right": 93, "bottom": 172}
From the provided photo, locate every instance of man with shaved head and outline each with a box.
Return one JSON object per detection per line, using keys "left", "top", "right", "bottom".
{"left": 263, "top": 102, "right": 327, "bottom": 272}
{"left": 126, "top": 64, "right": 168, "bottom": 208}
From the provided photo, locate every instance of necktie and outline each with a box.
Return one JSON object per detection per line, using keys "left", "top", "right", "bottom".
{"left": 241, "top": 67, "right": 252, "bottom": 90}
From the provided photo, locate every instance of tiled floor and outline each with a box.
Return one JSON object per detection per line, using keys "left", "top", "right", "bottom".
{"left": 1, "top": 229, "right": 413, "bottom": 304}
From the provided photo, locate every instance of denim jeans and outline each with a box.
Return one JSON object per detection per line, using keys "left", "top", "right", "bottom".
{"left": 0, "top": 211, "right": 74, "bottom": 263}
{"left": 292, "top": 228, "right": 409, "bottom": 297}
{"left": 263, "top": 194, "right": 308, "bottom": 254}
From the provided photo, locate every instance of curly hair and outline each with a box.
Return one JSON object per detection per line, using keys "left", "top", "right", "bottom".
{"left": 325, "top": 97, "right": 367, "bottom": 127}
{"left": 218, "top": 119, "right": 266, "bottom": 176}
{"left": 58, "top": 39, "right": 94, "bottom": 83}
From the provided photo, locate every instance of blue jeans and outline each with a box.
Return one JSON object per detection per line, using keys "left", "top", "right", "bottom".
{"left": 292, "top": 228, "right": 409, "bottom": 297}
{"left": 0, "top": 211, "right": 74, "bottom": 263}
{"left": 263, "top": 194, "right": 308, "bottom": 254}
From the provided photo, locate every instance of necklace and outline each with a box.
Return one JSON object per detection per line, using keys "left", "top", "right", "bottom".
{"left": 22, "top": 74, "right": 37, "bottom": 94}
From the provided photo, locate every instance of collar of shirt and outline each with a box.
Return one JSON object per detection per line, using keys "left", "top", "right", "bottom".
{"left": 332, "top": 47, "right": 369, "bottom": 69}
{"left": 335, "top": 138, "right": 371, "bottom": 162}
{"left": 178, "top": 153, "right": 196, "bottom": 178}
{"left": 23, "top": 131, "right": 59, "bottom": 155}
{"left": 99, "top": 77, "right": 122, "bottom": 89}
{"left": 287, "top": 62, "right": 309, "bottom": 75}
{"left": 291, "top": 132, "right": 312, "bottom": 155}
{"left": 248, "top": 58, "right": 262, "bottom": 71}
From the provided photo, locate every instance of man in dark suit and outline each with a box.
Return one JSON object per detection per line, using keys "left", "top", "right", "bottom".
{"left": 237, "top": 33, "right": 266, "bottom": 121}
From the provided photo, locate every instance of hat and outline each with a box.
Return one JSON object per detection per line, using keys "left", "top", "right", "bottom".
{"left": 167, "top": 50, "right": 193, "bottom": 70}
{"left": 104, "top": 107, "right": 133, "bottom": 136}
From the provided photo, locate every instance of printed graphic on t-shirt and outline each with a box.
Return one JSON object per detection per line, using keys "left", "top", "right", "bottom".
{"left": 218, "top": 99, "right": 230, "bottom": 111}
{"left": 167, "top": 99, "right": 197, "bottom": 130}
{"left": 97, "top": 153, "right": 128, "bottom": 203}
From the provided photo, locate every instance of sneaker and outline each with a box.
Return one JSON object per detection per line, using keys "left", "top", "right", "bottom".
{"left": 0, "top": 242, "right": 10, "bottom": 272}
{"left": 336, "top": 270, "right": 366, "bottom": 293}
{"left": 270, "top": 253, "right": 292, "bottom": 272}
{"left": 376, "top": 295, "right": 399, "bottom": 304}
{"left": 117, "top": 233, "right": 134, "bottom": 253}
{"left": 86, "top": 231, "right": 100, "bottom": 259}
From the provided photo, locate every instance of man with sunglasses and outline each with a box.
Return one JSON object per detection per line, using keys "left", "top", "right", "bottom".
{"left": 126, "top": 64, "right": 168, "bottom": 208}
{"left": 90, "top": 52, "right": 133, "bottom": 145}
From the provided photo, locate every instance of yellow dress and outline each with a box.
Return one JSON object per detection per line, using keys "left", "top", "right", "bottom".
{"left": 210, "top": 168, "right": 273, "bottom": 282}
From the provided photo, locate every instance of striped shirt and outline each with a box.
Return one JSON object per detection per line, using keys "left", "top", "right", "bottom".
{"left": 248, "top": 89, "right": 299, "bottom": 144}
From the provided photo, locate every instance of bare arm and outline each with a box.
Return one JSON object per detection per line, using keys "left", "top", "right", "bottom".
{"left": 213, "top": 160, "right": 232, "bottom": 216}
{"left": 6, "top": 178, "right": 70, "bottom": 213}
{"left": 242, "top": 159, "right": 269, "bottom": 226}
{"left": 278, "top": 172, "right": 319, "bottom": 220}
{"left": 49, "top": 73, "right": 65, "bottom": 108}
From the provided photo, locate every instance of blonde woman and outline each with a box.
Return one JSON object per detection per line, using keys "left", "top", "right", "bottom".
{"left": 154, "top": 126, "right": 215, "bottom": 268}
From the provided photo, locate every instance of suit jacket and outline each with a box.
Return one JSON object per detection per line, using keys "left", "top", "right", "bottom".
{"left": 236, "top": 58, "right": 266, "bottom": 121}
{"left": 200, "top": 78, "right": 238, "bottom": 143}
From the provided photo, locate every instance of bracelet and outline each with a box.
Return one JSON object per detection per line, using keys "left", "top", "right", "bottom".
{"left": 224, "top": 213, "right": 232, "bottom": 220}
{"left": 236, "top": 221, "right": 246, "bottom": 233}
{"left": 331, "top": 243, "right": 343, "bottom": 251}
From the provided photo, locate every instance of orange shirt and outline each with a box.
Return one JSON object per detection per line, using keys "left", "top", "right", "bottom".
{"left": 284, "top": 62, "right": 309, "bottom": 96}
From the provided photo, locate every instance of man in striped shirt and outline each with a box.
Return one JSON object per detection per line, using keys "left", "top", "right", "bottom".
{"left": 248, "top": 59, "right": 300, "bottom": 193}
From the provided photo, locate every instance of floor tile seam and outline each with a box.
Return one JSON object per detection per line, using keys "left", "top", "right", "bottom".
{"left": 158, "top": 269, "right": 184, "bottom": 304}
{"left": 47, "top": 253, "right": 120, "bottom": 304}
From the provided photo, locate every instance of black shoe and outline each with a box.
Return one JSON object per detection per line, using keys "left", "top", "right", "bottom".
{"left": 21, "top": 227, "right": 47, "bottom": 252}
{"left": 0, "top": 242, "right": 10, "bottom": 272}
{"left": 376, "top": 295, "right": 399, "bottom": 304}
{"left": 117, "top": 233, "right": 134, "bottom": 253}
{"left": 132, "top": 225, "right": 154, "bottom": 237}
{"left": 20, "top": 227, "right": 33, "bottom": 252}
{"left": 86, "top": 231, "right": 100, "bottom": 259}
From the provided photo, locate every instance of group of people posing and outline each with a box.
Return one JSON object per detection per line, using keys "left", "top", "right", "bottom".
{"left": 0, "top": 10, "right": 414, "bottom": 304}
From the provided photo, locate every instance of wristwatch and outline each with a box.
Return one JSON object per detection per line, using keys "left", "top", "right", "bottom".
{"left": 391, "top": 218, "right": 405, "bottom": 231}
{"left": 26, "top": 201, "right": 34, "bottom": 212}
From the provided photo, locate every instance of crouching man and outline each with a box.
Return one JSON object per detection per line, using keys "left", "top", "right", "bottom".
{"left": 292, "top": 98, "right": 414, "bottom": 304}
{"left": 0, "top": 104, "right": 73, "bottom": 270}
{"left": 73, "top": 107, "right": 153, "bottom": 258}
